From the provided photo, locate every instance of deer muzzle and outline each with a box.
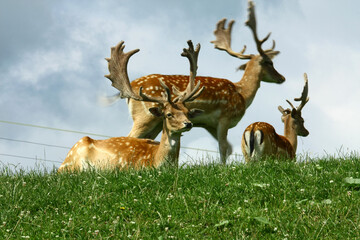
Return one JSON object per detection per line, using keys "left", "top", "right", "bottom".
{"left": 184, "top": 122, "right": 193, "bottom": 130}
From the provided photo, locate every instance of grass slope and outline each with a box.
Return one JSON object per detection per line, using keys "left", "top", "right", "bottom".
{"left": 1, "top": 158, "right": 360, "bottom": 239}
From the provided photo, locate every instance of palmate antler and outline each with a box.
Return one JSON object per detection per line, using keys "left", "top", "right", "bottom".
{"left": 105, "top": 40, "right": 204, "bottom": 105}
{"left": 211, "top": 18, "right": 251, "bottom": 59}
{"left": 173, "top": 40, "right": 205, "bottom": 103}
{"left": 105, "top": 41, "right": 141, "bottom": 101}
{"left": 105, "top": 41, "right": 171, "bottom": 104}
{"left": 211, "top": 0, "right": 277, "bottom": 61}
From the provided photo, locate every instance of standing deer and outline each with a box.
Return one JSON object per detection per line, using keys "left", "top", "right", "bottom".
{"left": 58, "top": 40, "right": 204, "bottom": 172}
{"left": 107, "top": 0, "right": 285, "bottom": 164}
{"left": 241, "top": 73, "right": 309, "bottom": 162}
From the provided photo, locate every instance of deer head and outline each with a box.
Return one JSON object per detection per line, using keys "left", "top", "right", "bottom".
{"left": 210, "top": 0, "right": 285, "bottom": 84}
{"left": 278, "top": 73, "right": 309, "bottom": 137}
{"left": 105, "top": 41, "right": 204, "bottom": 134}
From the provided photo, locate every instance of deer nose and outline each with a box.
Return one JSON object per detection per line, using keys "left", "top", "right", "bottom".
{"left": 184, "top": 122, "right": 193, "bottom": 129}
{"left": 303, "top": 129, "right": 309, "bottom": 137}
{"left": 278, "top": 74, "right": 286, "bottom": 83}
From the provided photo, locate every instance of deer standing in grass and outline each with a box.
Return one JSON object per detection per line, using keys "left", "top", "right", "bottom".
{"left": 108, "top": 0, "right": 285, "bottom": 164}
{"left": 58, "top": 41, "right": 204, "bottom": 172}
{"left": 241, "top": 73, "right": 309, "bottom": 162}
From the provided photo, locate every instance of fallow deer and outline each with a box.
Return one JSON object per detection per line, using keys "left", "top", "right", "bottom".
{"left": 58, "top": 40, "right": 204, "bottom": 172}
{"left": 241, "top": 73, "right": 309, "bottom": 162}
{"left": 107, "top": 0, "right": 285, "bottom": 164}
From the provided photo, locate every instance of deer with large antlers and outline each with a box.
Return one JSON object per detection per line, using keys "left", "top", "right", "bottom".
{"left": 241, "top": 73, "right": 309, "bottom": 162}
{"left": 58, "top": 41, "right": 204, "bottom": 172}
{"left": 106, "top": 0, "right": 285, "bottom": 164}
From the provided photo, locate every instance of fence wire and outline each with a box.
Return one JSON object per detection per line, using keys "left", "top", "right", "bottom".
{"left": 0, "top": 119, "right": 242, "bottom": 165}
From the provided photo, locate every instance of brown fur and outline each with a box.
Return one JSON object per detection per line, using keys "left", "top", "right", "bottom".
{"left": 241, "top": 122, "right": 295, "bottom": 162}
{"left": 58, "top": 102, "right": 196, "bottom": 172}
{"left": 127, "top": 53, "right": 284, "bottom": 165}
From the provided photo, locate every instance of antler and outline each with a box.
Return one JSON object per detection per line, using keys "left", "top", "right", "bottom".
{"left": 211, "top": 0, "right": 277, "bottom": 62}
{"left": 294, "top": 73, "right": 309, "bottom": 112}
{"left": 245, "top": 0, "right": 276, "bottom": 57}
{"left": 210, "top": 18, "right": 251, "bottom": 59}
{"left": 173, "top": 40, "right": 205, "bottom": 103}
{"left": 281, "top": 73, "right": 309, "bottom": 113}
{"left": 105, "top": 41, "right": 170, "bottom": 104}
{"left": 105, "top": 41, "right": 141, "bottom": 100}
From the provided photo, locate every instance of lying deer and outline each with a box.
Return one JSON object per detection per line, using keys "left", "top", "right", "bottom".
{"left": 241, "top": 73, "right": 309, "bottom": 162}
{"left": 58, "top": 41, "right": 204, "bottom": 172}
{"left": 106, "top": 0, "right": 285, "bottom": 164}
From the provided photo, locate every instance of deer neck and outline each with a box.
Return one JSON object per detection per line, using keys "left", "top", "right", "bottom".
{"left": 235, "top": 57, "right": 262, "bottom": 109}
{"left": 283, "top": 118, "right": 297, "bottom": 153}
{"left": 155, "top": 123, "right": 181, "bottom": 167}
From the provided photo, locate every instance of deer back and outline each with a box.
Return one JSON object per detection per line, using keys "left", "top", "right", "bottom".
{"left": 130, "top": 74, "right": 246, "bottom": 122}
{"left": 58, "top": 136, "right": 163, "bottom": 172}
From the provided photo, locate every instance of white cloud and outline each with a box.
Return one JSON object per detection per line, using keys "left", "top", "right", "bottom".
{"left": 6, "top": 49, "right": 84, "bottom": 86}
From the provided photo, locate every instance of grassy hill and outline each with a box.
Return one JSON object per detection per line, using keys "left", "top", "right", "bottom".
{"left": 1, "top": 157, "right": 360, "bottom": 239}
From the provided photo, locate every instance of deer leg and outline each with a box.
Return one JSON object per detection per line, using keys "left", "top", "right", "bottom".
{"left": 204, "top": 126, "right": 218, "bottom": 139}
{"left": 128, "top": 119, "right": 162, "bottom": 139}
{"left": 205, "top": 123, "right": 232, "bottom": 164}
{"left": 217, "top": 120, "right": 232, "bottom": 165}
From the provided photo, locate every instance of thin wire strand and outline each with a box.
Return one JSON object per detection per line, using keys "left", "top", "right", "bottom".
{"left": 0, "top": 153, "right": 62, "bottom": 164}
{"left": 0, "top": 120, "right": 220, "bottom": 153}
{"left": 0, "top": 137, "right": 70, "bottom": 149}
{"left": 0, "top": 119, "right": 242, "bottom": 166}
{"left": 0, "top": 120, "right": 112, "bottom": 138}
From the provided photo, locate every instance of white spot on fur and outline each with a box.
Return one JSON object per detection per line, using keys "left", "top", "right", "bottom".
{"left": 170, "top": 138, "right": 179, "bottom": 147}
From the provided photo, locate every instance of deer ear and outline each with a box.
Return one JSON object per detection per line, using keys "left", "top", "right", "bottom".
{"left": 237, "top": 63, "right": 247, "bottom": 71}
{"left": 149, "top": 107, "right": 163, "bottom": 117}
{"left": 278, "top": 106, "right": 285, "bottom": 115}
{"left": 188, "top": 108, "right": 204, "bottom": 118}
{"left": 264, "top": 50, "right": 280, "bottom": 59}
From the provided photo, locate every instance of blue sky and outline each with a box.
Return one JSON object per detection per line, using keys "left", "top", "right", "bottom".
{"left": 1, "top": 0, "right": 360, "bottom": 169}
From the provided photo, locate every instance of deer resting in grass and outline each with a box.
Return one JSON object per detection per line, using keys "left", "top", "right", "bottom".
{"left": 241, "top": 73, "right": 309, "bottom": 162}
{"left": 107, "top": 0, "right": 285, "bottom": 164}
{"left": 58, "top": 41, "right": 204, "bottom": 172}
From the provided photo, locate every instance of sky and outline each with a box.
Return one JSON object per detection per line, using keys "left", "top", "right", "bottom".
{"left": 1, "top": 0, "right": 360, "bottom": 170}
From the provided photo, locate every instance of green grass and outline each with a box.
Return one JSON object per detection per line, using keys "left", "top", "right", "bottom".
{"left": 1, "top": 157, "right": 360, "bottom": 239}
